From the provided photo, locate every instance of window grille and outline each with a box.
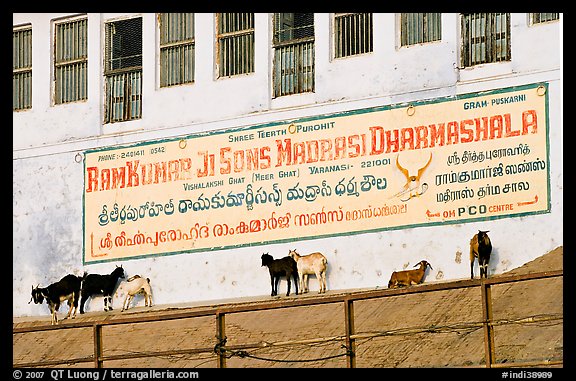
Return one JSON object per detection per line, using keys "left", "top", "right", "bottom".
{"left": 400, "top": 13, "right": 441, "bottom": 46}
{"left": 54, "top": 17, "right": 88, "bottom": 104}
{"left": 216, "top": 13, "right": 254, "bottom": 77}
{"left": 531, "top": 13, "right": 560, "bottom": 24}
{"left": 272, "top": 13, "right": 315, "bottom": 97}
{"left": 159, "top": 13, "right": 195, "bottom": 87}
{"left": 334, "top": 13, "right": 373, "bottom": 58}
{"left": 13, "top": 25, "right": 32, "bottom": 111}
{"left": 461, "top": 13, "right": 511, "bottom": 68}
{"left": 104, "top": 17, "right": 142, "bottom": 123}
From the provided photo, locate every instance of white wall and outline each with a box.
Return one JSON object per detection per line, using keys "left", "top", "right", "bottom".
{"left": 13, "top": 13, "right": 562, "bottom": 317}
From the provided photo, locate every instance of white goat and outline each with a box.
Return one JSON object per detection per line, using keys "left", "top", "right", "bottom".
{"left": 288, "top": 249, "right": 328, "bottom": 294}
{"left": 120, "top": 275, "right": 153, "bottom": 312}
{"left": 388, "top": 260, "right": 433, "bottom": 289}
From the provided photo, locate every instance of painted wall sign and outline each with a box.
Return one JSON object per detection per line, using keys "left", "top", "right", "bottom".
{"left": 83, "top": 83, "right": 550, "bottom": 263}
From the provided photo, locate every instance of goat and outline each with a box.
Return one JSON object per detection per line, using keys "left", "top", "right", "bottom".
{"left": 120, "top": 275, "right": 153, "bottom": 312}
{"left": 261, "top": 253, "right": 299, "bottom": 297}
{"left": 80, "top": 265, "right": 125, "bottom": 313}
{"left": 388, "top": 260, "right": 433, "bottom": 289}
{"left": 470, "top": 230, "right": 492, "bottom": 279}
{"left": 29, "top": 273, "right": 86, "bottom": 325}
{"left": 288, "top": 249, "right": 328, "bottom": 294}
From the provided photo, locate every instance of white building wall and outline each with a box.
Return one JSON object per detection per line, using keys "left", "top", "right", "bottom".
{"left": 13, "top": 13, "right": 562, "bottom": 317}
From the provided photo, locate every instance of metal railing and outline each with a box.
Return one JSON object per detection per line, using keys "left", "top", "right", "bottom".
{"left": 13, "top": 269, "right": 562, "bottom": 368}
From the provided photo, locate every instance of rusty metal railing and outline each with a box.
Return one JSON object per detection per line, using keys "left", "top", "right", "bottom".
{"left": 13, "top": 269, "right": 563, "bottom": 368}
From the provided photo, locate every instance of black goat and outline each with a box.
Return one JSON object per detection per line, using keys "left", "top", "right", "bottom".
{"left": 29, "top": 273, "right": 86, "bottom": 325}
{"left": 470, "top": 230, "right": 492, "bottom": 279}
{"left": 261, "top": 253, "right": 299, "bottom": 297}
{"left": 80, "top": 265, "right": 125, "bottom": 313}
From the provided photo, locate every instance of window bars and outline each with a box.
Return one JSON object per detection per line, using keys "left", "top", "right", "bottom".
{"left": 54, "top": 17, "right": 88, "bottom": 104}
{"left": 159, "top": 13, "right": 195, "bottom": 87}
{"left": 334, "top": 13, "right": 373, "bottom": 58}
{"left": 216, "top": 13, "right": 254, "bottom": 77}
{"left": 273, "top": 13, "right": 315, "bottom": 97}
{"left": 400, "top": 13, "right": 441, "bottom": 46}
{"left": 531, "top": 13, "right": 560, "bottom": 24}
{"left": 13, "top": 25, "right": 32, "bottom": 111}
{"left": 104, "top": 17, "right": 142, "bottom": 123}
{"left": 461, "top": 13, "right": 511, "bottom": 68}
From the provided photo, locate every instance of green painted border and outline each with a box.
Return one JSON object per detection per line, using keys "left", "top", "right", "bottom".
{"left": 83, "top": 82, "right": 552, "bottom": 264}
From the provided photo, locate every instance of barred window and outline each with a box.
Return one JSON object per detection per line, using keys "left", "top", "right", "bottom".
{"left": 461, "top": 13, "right": 511, "bottom": 68}
{"left": 13, "top": 25, "right": 32, "bottom": 111}
{"left": 334, "top": 13, "right": 373, "bottom": 58}
{"left": 159, "top": 13, "right": 195, "bottom": 87}
{"left": 104, "top": 17, "right": 142, "bottom": 124}
{"left": 216, "top": 13, "right": 254, "bottom": 77}
{"left": 54, "top": 16, "right": 88, "bottom": 104}
{"left": 531, "top": 13, "right": 560, "bottom": 24}
{"left": 272, "top": 13, "right": 315, "bottom": 97}
{"left": 400, "top": 13, "right": 441, "bottom": 46}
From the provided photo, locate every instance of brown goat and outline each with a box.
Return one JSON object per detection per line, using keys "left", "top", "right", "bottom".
{"left": 388, "top": 260, "right": 433, "bottom": 289}
{"left": 470, "top": 230, "right": 492, "bottom": 279}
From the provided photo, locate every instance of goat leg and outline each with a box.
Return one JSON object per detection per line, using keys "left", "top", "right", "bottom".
{"left": 63, "top": 299, "right": 73, "bottom": 320}
{"left": 480, "top": 262, "right": 488, "bottom": 278}
{"left": 320, "top": 272, "right": 327, "bottom": 293}
{"left": 104, "top": 296, "right": 112, "bottom": 311}
{"left": 146, "top": 291, "right": 153, "bottom": 307}
{"left": 293, "top": 273, "right": 299, "bottom": 295}
{"left": 270, "top": 276, "right": 276, "bottom": 296}
{"left": 79, "top": 294, "right": 88, "bottom": 314}
{"left": 275, "top": 276, "right": 281, "bottom": 296}
{"left": 286, "top": 276, "right": 291, "bottom": 296}
{"left": 121, "top": 295, "right": 129, "bottom": 312}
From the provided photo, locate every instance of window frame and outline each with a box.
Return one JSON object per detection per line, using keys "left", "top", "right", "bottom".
{"left": 333, "top": 12, "right": 373, "bottom": 59}
{"left": 215, "top": 13, "right": 255, "bottom": 78}
{"left": 158, "top": 13, "right": 195, "bottom": 88}
{"left": 53, "top": 14, "right": 88, "bottom": 105}
{"left": 272, "top": 13, "right": 315, "bottom": 98}
{"left": 399, "top": 13, "right": 442, "bottom": 47}
{"left": 530, "top": 13, "right": 560, "bottom": 25}
{"left": 461, "top": 13, "right": 511, "bottom": 68}
{"left": 103, "top": 16, "right": 143, "bottom": 124}
{"left": 13, "top": 24, "right": 32, "bottom": 111}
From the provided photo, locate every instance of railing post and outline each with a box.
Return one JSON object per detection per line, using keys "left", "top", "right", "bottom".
{"left": 93, "top": 324, "right": 103, "bottom": 368}
{"left": 215, "top": 312, "right": 226, "bottom": 368}
{"left": 481, "top": 281, "right": 496, "bottom": 367}
{"left": 344, "top": 299, "right": 356, "bottom": 368}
